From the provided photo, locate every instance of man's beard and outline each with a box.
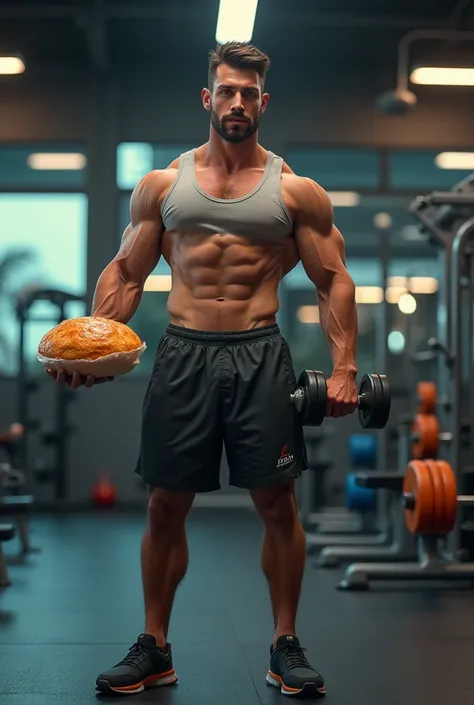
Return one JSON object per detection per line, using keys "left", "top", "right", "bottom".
{"left": 210, "top": 106, "right": 260, "bottom": 143}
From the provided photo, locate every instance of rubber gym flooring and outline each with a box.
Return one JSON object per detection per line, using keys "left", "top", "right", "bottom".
{"left": 2, "top": 509, "right": 474, "bottom": 705}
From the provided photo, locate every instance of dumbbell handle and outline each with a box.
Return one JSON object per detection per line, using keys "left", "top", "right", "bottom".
{"left": 291, "top": 388, "right": 368, "bottom": 410}
{"left": 290, "top": 388, "right": 304, "bottom": 412}
{"left": 403, "top": 492, "right": 474, "bottom": 509}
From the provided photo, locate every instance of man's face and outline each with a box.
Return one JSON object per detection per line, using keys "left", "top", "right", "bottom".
{"left": 202, "top": 64, "right": 269, "bottom": 143}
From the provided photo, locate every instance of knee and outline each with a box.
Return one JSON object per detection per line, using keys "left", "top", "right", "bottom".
{"left": 253, "top": 483, "right": 298, "bottom": 529}
{"left": 147, "top": 489, "right": 193, "bottom": 536}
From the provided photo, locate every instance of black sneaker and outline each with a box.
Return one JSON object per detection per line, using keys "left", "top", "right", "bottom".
{"left": 96, "top": 633, "right": 178, "bottom": 695}
{"left": 266, "top": 635, "right": 326, "bottom": 698}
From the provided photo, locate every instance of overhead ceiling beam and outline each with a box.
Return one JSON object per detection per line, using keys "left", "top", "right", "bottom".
{"left": 0, "top": 4, "right": 450, "bottom": 30}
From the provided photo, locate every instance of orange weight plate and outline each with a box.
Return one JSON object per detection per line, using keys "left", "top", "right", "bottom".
{"left": 425, "top": 459, "right": 447, "bottom": 534}
{"left": 403, "top": 460, "right": 435, "bottom": 534}
{"left": 411, "top": 414, "right": 439, "bottom": 458}
{"left": 416, "top": 381, "right": 437, "bottom": 415}
{"left": 436, "top": 460, "right": 457, "bottom": 534}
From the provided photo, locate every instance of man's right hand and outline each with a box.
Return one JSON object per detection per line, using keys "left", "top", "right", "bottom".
{"left": 46, "top": 368, "right": 114, "bottom": 390}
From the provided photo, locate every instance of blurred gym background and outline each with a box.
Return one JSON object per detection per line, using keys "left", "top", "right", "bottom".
{"left": 0, "top": 0, "right": 473, "bottom": 512}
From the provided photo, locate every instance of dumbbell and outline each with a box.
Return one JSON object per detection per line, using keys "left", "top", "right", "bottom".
{"left": 402, "top": 458, "right": 474, "bottom": 535}
{"left": 290, "top": 371, "right": 391, "bottom": 429}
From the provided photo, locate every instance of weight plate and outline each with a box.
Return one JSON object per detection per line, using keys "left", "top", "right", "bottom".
{"left": 297, "top": 370, "right": 326, "bottom": 427}
{"left": 416, "top": 381, "right": 437, "bottom": 415}
{"left": 345, "top": 472, "right": 376, "bottom": 512}
{"left": 425, "top": 459, "right": 447, "bottom": 534}
{"left": 411, "top": 414, "right": 439, "bottom": 458}
{"left": 403, "top": 459, "right": 435, "bottom": 535}
{"left": 349, "top": 434, "right": 377, "bottom": 469}
{"left": 358, "top": 374, "right": 385, "bottom": 429}
{"left": 436, "top": 460, "right": 457, "bottom": 535}
{"left": 375, "top": 373, "right": 391, "bottom": 429}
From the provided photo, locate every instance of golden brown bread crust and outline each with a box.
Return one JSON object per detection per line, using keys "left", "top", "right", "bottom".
{"left": 38, "top": 317, "right": 143, "bottom": 361}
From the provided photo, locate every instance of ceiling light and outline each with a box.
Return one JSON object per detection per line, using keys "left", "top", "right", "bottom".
{"left": 355, "top": 287, "right": 384, "bottom": 304}
{"left": 408, "top": 277, "right": 438, "bottom": 294}
{"left": 411, "top": 66, "right": 474, "bottom": 86}
{"left": 144, "top": 275, "right": 172, "bottom": 292}
{"left": 216, "top": 0, "right": 259, "bottom": 43}
{"left": 386, "top": 286, "right": 407, "bottom": 304}
{"left": 297, "top": 306, "right": 320, "bottom": 324}
{"left": 0, "top": 56, "right": 25, "bottom": 75}
{"left": 435, "top": 152, "right": 474, "bottom": 169}
{"left": 27, "top": 153, "right": 87, "bottom": 170}
{"left": 327, "top": 192, "right": 360, "bottom": 207}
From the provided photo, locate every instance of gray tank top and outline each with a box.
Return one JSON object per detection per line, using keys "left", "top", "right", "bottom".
{"left": 161, "top": 149, "right": 293, "bottom": 241}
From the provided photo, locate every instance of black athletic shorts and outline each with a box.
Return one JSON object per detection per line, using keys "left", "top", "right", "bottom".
{"left": 134, "top": 323, "right": 308, "bottom": 493}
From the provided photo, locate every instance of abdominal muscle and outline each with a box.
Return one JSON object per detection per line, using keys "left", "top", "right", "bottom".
{"left": 161, "top": 228, "right": 299, "bottom": 331}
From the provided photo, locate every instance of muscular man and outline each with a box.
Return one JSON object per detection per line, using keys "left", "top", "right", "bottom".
{"left": 50, "top": 42, "right": 358, "bottom": 698}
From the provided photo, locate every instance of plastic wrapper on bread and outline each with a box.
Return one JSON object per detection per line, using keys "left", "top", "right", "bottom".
{"left": 36, "top": 316, "right": 147, "bottom": 377}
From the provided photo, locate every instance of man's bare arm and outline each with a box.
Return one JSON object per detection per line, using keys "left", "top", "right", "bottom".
{"left": 294, "top": 178, "right": 358, "bottom": 376}
{"left": 92, "top": 172, "right": 163, "bottom": 323}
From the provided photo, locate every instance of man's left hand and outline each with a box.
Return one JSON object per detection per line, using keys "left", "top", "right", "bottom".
{"left": 326, "top": 372, "right": 358, "bottom": 418}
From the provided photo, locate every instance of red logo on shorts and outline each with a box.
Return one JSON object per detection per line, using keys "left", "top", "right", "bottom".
{"left": 280, "top": 445, "right": 290, "bottom": 458}
{"left": 277, "top": 444, "right": 294, "bottom": 468}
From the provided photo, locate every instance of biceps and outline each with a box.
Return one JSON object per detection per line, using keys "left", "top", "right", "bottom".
{"left": 297, "top": 225, "right": 346, "bottom": 289}
{"left": 115, "top": 219, "right": 161, "bottom": 284}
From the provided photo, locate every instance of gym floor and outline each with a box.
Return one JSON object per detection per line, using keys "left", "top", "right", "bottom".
{"left": 1, "top": 509, "right": 474, "bottom": 705}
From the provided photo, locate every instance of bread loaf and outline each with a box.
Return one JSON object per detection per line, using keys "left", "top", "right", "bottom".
{"left": 37, "top": 317, "right": 146, "bottom": 377}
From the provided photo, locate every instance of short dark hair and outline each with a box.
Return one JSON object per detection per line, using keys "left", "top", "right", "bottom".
{"left": 208, "top": 42, "right": 270, "bottom": 90}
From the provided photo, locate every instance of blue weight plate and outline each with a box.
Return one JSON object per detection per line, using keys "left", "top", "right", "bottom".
{"left": 346, "top": 472, "right": 377, "bottom": 512}
{"left": 349, "top": 434, "right": 377, "bottom": 469}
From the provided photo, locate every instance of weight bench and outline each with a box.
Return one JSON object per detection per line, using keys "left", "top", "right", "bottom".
{"left": 0, "top": 523, "right": 15, "bottom": 587}
{"left": 0, "top": 495, "right": 36, "bottom": 554}
{"left": 316, "top": 472, "right": 417, "bottom": 567}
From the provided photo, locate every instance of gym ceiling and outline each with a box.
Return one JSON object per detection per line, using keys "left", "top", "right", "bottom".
{"left": 0, "top": 0, "right": 470, "bottom": 72}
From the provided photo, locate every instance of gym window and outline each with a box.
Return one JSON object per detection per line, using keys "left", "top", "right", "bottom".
{"left": 283, "top": 148, "right": 380, "bottom": 190}
{"left": 388, "top": 149, "right": 474, "bottom": 190}
{"left": 0, "top": 144, "right": 87, "bottom": 190}
{"left": 0, "top": 194, "right": 88, "bottom": 377}
{"left": 116, "top": 142, "right": 194, "bottom": 190}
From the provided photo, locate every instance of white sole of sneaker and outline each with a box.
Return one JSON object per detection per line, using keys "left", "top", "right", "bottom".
{"left": 266, "top": 671, "right": 326, "bottom": 697}
{"left": 97, "top": 671, "right": 178, "bottom": 695}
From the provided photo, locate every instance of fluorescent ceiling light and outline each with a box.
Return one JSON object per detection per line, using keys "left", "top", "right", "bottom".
{"left": 410, "top": 66, "right": 474, "bottom": 86}
{"left": 435, "top": 152, "right": 474, "bottom": 169}
{"left": 386, "top": 286, "right": 407, "bottom": 305}
{"left": 327, "top": 191, "right": 360, "bottom": 207}
{"left": 27, "top": 153, "right": 86, "bottom": 170}
{"left": 386, "top": 276, "right": 438, "bottom": 295}
{"left": 297, "top": 305, "right": 320, "bottom": 324}
{"left": 355, "top": 287, "right": 384, "bottom": 304}
{"left": 0, "top": 56, "right": 25, "bottom": 75}
{"left": 144, "top": 275, "right": 172, "bottom": 292}
{"left": 408, "top": 276, "right": 438, "bottom": 294}
{"left": 388, "top": 276, "right": 407, "bottom": 287}
{"left": 216, "top": 0, "right": 258, "bottom": 43}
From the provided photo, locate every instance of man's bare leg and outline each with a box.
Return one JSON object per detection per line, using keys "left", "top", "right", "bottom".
{"left": 251, "top": 481, "right": 305, "bottom": 644}
{"left": 251, "top": 480, "right": 325, "bottom": 697}
{"left": 142, "top": 488, "right": 195, "bottom": 646}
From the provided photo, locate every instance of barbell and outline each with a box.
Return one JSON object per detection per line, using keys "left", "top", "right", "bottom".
{"left": 291, "top": 371, "right": 391, "bottom": 429}
{"left": 402, "top": 458, "right": 474, "bottom": 535}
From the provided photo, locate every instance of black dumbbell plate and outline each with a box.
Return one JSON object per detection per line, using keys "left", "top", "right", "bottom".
{"left": 358, "top": 373, "right": 391, "bottom": 429}
{"left": 298, "top": 370, "right": 327, "bottom": 426}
